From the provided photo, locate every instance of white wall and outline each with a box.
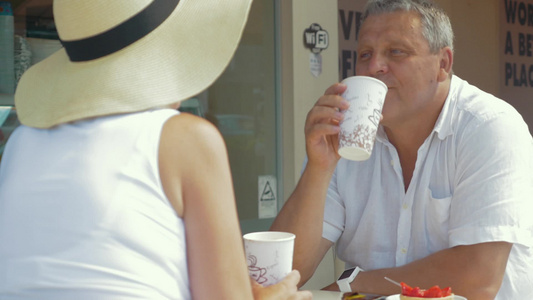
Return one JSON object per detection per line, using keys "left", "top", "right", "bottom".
{"left": 280, "top": 0, "right": 341, "bottom": 290}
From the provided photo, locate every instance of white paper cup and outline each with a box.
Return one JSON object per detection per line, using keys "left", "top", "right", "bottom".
{"left": 243, "top": 231, "right": 295, "bottom": 286}
{"left": 338, "top": 76, "right": 387, "bottom": 161}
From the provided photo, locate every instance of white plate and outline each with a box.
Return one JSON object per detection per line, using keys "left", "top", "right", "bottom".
{"left": 386, "top": 295, "right": 466, "bottom": 300}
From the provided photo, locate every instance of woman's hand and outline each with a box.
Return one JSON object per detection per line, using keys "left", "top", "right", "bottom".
{"left": 251, "top": 270, "right": 313, "bottom": 300}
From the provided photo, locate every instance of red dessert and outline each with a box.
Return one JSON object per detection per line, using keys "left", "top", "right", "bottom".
{"left": 399, "top": 282, "right": 453, "bottom": 299}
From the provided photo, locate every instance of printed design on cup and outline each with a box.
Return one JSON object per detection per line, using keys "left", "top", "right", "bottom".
{"left": 368, "top": 108, "right": 382, "bottom": 128}
{"left": 339, "top": 123, "right": 376, "bottom": 154}
{"left": 247, "top": 255, "right": 268, "bottom": 285}
{"left": 339, "top": 93, "right": 381, "bottom": 154}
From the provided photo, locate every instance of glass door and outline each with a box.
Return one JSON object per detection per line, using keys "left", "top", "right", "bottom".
{"left": 1, "top": 0, "right": 54, "bottom": 160}
{"left": 182, "top": 0, "right": 281, "bottom": 234}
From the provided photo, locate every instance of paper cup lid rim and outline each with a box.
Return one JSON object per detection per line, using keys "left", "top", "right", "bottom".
{"left": 341, "top": 76, "right": 388, "bottom": 90}
{"left": 243, "top": 231, "right": 296, "bottom": 242}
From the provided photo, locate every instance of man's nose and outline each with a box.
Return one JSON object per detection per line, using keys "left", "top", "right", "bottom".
{"left": 367, "top": 53, "right": 388, "bottom": 75}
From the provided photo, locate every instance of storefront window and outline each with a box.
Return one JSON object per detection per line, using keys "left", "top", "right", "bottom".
{"left": 186, "top": 0, "right": 280, "bottom": 227}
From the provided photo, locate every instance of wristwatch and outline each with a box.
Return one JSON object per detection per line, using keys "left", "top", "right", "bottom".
{"left": 336, "top": 266, "right": 364, "bottom": 293}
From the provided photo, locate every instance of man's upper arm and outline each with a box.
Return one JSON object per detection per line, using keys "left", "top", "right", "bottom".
{"left": 450, "top": 109, "right": 533, "bottom": 248}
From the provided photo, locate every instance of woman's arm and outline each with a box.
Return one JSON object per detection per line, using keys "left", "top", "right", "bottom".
{"left": 160, "top": 113, "right": 311, "bottom": 299}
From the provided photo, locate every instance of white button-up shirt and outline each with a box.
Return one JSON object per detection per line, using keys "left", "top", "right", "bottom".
{"left": 322, "top": 76, "right": 533, "bottom": 299}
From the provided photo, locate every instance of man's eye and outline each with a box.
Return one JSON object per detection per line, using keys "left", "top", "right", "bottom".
{"left": 390, "top": 49, "right": 405, "bottom": 56}
{"left": 359, "top": 52, "right": 371, "bottom": 60}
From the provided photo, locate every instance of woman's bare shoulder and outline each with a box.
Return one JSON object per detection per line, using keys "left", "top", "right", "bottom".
{"left": 158, "top": 112, "right": 229, "bottom": 216}
{"left": 162, "top": 112, "right": 226, "bottom": 155}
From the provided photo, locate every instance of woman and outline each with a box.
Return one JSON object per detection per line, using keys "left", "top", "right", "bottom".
{"left": 0, "top": 0, "right": 311, "bottom": 299}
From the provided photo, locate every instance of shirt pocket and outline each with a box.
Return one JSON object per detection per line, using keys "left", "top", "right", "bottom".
{"left": 424, "top": 188, "right": 452, "bottom": 252}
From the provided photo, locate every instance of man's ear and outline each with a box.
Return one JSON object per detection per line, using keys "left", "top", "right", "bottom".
{"left": 438, "top": 47, "right": 453, "bottom": 82}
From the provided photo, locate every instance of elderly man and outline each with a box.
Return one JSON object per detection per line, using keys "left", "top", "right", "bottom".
{"left": 272, "top": 0, "right": 533, "bottom": 299}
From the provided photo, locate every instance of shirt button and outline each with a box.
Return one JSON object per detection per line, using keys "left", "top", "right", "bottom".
{"left": 402, "top": 203, "right": 408, "bottom": 210}
{"left": 390, "top": 160, "right": 394, "bottom": 166}
{"left": 401, "top": 248, "right": 407, "bottom": 254}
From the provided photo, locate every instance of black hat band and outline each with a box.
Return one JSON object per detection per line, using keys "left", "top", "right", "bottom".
{"left": 61, "top": 0, "right": 180, "bottom": 62}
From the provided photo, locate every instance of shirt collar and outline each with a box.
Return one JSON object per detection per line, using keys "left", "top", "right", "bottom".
{"left": 432, "top": 75, "right": 458, "bottom": 140}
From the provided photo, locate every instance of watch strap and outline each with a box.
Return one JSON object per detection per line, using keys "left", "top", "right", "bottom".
{"left": 338, "top": 279, "right": 352, "bottom": 293}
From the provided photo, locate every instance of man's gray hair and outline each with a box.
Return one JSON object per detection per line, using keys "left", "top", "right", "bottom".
{"left": 362, "top": 0, "right": 454, "bottom": 53}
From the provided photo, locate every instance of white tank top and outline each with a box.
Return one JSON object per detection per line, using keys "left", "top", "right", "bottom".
{"left": 0, "top": 109, "right": 191, "bottom": 300}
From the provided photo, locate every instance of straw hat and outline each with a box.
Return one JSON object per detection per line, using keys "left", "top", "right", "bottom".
{"left": 15, "top": 0, "right": 252, "bottom": 128}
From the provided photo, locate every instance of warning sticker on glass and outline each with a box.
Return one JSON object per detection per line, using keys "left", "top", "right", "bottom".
{"left": 258, "top": 175, "right": 277, "bottom": 219}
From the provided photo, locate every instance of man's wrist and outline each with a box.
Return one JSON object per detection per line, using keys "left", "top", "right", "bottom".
{"left": 336, "top": 266, "right": 364, "bottom": 293}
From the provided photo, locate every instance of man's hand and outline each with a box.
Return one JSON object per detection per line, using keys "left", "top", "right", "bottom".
{"left": 305, "top": 83, "right": 349, "bottom": 171}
